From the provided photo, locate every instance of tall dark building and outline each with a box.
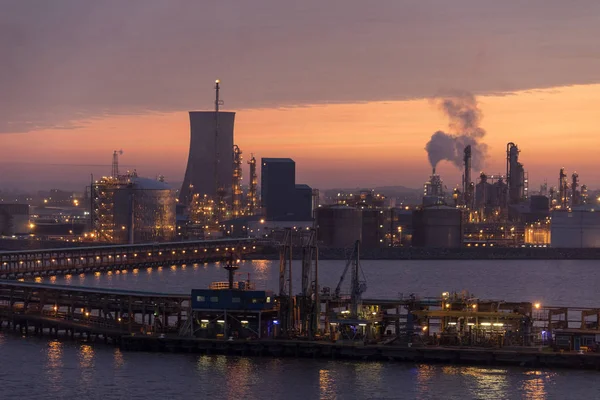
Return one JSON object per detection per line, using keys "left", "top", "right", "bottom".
{"left": 179, "top": 111, "right": 235, "bottom": 204}
{"left": 294, "top": 184, "right": 313, "bottom": 220}
{"left": 261, "top": 158, "right": 312, "bottom": 220}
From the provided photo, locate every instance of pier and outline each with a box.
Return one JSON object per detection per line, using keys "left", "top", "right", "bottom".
{"left": 0, "top": 279, "right": 189, "bottom": 342}
{"left": 2, "top": 277, "right": 600, "bottom": 370}
{"left": 0, "top": 238, "right": 257, "bottom": 279}
{"left": 119, "top": 336, "right": 600, "bottom": 370}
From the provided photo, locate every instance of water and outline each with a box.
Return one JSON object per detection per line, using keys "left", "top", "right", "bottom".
{"left": 1, "top": 333, "right": 599, "bottom": 399}
{"left": 4, "top": 259, "right": 600, "bottom": 399}
{"left": 34, "top": 259, "right": 600, "bottom": 307}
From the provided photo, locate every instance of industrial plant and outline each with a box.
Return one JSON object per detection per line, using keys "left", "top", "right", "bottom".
{"left": 176, "top": 80, "right": 264, "bottom": 239}
{"left": 91, "top": 151, "right": 176, "bottom": 244}
{"left": 2, "top": 84, "right": 600, "bottom": 251}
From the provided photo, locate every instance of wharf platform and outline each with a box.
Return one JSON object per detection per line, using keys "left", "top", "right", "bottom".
{"left": 120, "top": 335, "right": 600, "bottom": 370}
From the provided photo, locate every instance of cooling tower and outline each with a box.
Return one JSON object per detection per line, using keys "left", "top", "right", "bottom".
{"left": 179, "top": 111, "right": 235, "bottom": 204}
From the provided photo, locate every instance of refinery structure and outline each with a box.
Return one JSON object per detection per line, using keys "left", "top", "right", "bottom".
{"left": 91, "top": 151, "right": 176, "bottom": 244}
{"left": 177, "top": 80, "right": 262, "bottom": 238}
{"left": 3, "top": 84, "right": 600, "bottom": 251}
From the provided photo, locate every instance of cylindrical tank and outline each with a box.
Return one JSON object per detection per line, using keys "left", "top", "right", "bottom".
{"left": 316, "top": 206, "right": 362, "bottom": 248}
{"left": 113, "top": 177, "right": 176, "bottom": 243}
{"left": 551, "top": 207, "right": 600, "bottom": 248}
{"left": 412, "top": 206, "right": 462, "bottom": 248}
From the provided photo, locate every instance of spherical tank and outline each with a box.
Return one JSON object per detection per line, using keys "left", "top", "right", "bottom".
{"left": 551, "top": 207, "right": 600, "bottom": 248}
{"left": 412, "top": 206, "right": 462, "bottom": 248}
{"left": 316, "top": 206, "right": 362, "bottom": 248}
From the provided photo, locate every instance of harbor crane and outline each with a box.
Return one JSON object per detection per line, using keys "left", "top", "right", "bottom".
{"left": 334, "top": 240, "right": 367, "bottom": 318}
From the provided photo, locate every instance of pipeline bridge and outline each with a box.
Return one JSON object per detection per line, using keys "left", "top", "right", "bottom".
{"left": 0, "top": 279, "right": 189, "bottom": 341}
{"left": 0, "top": 238, "right": 258, "bottom": 279}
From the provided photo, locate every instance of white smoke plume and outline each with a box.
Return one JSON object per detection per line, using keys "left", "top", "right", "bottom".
{"left": 425, "top": 91, "right": 487, "bottom": 171}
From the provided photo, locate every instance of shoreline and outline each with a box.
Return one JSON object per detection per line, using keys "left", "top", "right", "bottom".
{"left": 250, "top": 247, "right": 600, "bottom": 260}
{"left": 2, "top": 326, "right": 597, "bottom": 371}
{"left": 121, "top": 335, "right": 600, "bottom": 370}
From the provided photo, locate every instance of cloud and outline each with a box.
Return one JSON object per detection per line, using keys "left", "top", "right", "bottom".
{"left": 2, "top": 0, "right": 600, "bottom": 133}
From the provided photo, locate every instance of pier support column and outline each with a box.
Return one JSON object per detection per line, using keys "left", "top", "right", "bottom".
{"left": 395, "top": 307, "right": 401, "bottom": 340}
{"left": 224, "top": 310, "right": 228, "bottom": 340}
{"left": 258, "top": 312, "right": 261, "bottom": 339}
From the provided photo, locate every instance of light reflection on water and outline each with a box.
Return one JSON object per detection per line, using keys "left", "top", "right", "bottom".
{"left": 462, "top": 367, "right": 510, "bottom": 399}
{"left": 0, "top": 334, "right": 599, "bottom": 399}
{"left": 319, "top": 369, "right": 336, "bottom": 400}
{"left": 521, "top": 370, "right": 550, "bottom": 400}
{"left": 8, "top": 260, "right": 600, "bottom": 398}
{"left": 45, "top": 340, "right": 63, "bottom": 393}
{"left": 79, "top": 344, "right": 95, "bottom": 388}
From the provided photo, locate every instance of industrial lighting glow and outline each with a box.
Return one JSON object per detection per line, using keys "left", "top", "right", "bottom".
{"left": 480, "top": 322, "right": 492, "bottom": 326}
{"left": 217, "top": 320, "right": 225, "bottom": 323}
{"left": 467, "top": 322, "right": 475, "bottom": 326}
{"left": 201, "top": 319, "right": 209, "bottom": 323}
{"left": 422, "top": 326, "right": 428, "bottom": 331}
{"left": 241, "top": 320, "right": 249, "bottom": 324}
{"left": 447, "top": 322, "right": 457, "bottom": 326}
{"left": 472, "top": 304, "right": 477, "bottom": 309}
{"left": 534, "top": 303, "right": 541, "bottom": 309}
{"left": 493, "top": 323, "right": 504, "bottom": 327}
{"left": 359, "top": 323, "right": 367, "bottom": 327}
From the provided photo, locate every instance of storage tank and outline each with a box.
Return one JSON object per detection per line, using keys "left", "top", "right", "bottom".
{"left": 361, "top": 209, "right": 386, "bottom": 249}
{"left": 551, "top": 206, "right": 600, "bottom": 248}
{"left": 316, "top": 206, "right": 362, "bottom": 248}
{"left": 412, "top": 206, "right": 463, "bottom": 248}
{"left": 97, "top": 176, "right": 176, "bottom": 244}
{"left": 0, "top": 204, "right": 29, "bottom": 235}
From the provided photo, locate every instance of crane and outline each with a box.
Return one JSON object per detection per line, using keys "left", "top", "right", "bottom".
{"left": 334, "top": 240, "right": 367, "bottom": 318}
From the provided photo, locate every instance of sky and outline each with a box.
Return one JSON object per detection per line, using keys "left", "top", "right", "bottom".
{"left": 2, "top": 0, "right": 600, "bottom": 192}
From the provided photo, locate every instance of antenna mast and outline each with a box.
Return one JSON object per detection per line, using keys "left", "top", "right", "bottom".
{"left": 214, "top": 79, "right": 222, "bottom": 197}
{"left": 111, "top": 149, "right": 123, "bottom": 178}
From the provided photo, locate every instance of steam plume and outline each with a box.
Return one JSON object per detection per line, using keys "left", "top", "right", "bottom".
{"left": 425, "top": 91, "right": 487, "bottom": 171}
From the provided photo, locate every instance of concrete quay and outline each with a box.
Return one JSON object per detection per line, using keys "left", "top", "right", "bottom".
{"left": 120, "top": 336, "right": 600, "bottom": 370}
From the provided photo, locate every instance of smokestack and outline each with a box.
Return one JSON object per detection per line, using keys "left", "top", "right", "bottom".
{"left": 425, "top": 91, "right": 488, "bottom": 171}
{"left": 432, "top": 167, "right": 436, "bottom": 175}
{"left": 464, "top": 145, "right": 472, "bottom": 208}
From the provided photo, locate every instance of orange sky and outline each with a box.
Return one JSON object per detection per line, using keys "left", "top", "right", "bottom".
{"left": 2, "top": 83, "right": 600, "bottom": 192}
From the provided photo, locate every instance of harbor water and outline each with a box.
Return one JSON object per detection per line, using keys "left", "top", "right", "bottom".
{"left": 2, "top": 259, "right": 600, "bottom": 399}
